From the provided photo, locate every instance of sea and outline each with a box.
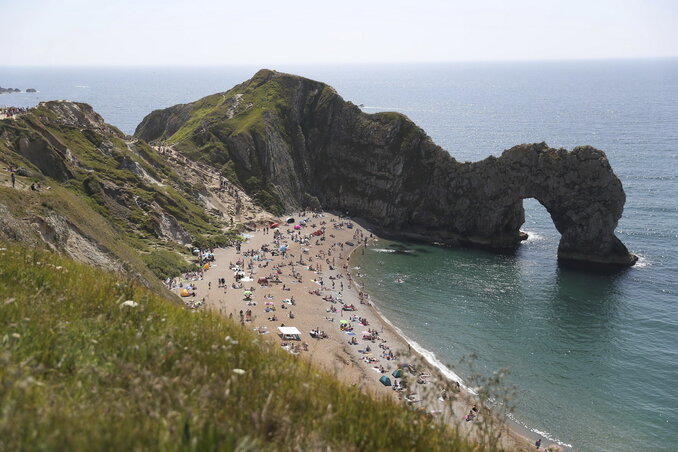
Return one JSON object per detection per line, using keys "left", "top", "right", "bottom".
{"left": 1, "top": 60, "right": 676, "bottom": 451}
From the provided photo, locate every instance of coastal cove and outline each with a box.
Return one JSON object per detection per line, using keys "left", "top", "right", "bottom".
{"left": 2, "top": 60, "right": 677, "bottom": 451}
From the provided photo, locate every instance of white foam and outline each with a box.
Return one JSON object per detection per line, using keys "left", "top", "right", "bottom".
{"left": 522, "top": 230, "right": 544, "bottom": 242}
{"left": 371, "top": 297, "right": 577, "bottom": 449}
{"left": 369, "top": 302, "right": 468, "bottom": 388}
{"left": 634, "top": 254, "right": 650, "bottom": 268}
{"left": 74, "top": 85, "right": 90, "bottom": 88}
{"left": 371, "top": 248, "right": 396, "bottom": 253}
{"left": 507, "top": 413, "right": 573, "bottom": 448}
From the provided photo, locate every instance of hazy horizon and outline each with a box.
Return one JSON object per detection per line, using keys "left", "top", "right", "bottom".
{"left": 3, "top": 56, "right": 678, "bottom": 70}
{"left": 3, "top": 0, "right": 677, "bottom": 66}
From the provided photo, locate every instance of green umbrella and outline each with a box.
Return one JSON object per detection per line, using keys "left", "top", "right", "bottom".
{"left": 339, "top": 319, "right": 349, "bottom": 324}
{"left": 243, "top": 290, "right": 252, "bottom": 296}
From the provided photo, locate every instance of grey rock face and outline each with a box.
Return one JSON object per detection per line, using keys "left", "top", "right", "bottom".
{"left": 137, "top": 69, "right": 636, "bottom": 267}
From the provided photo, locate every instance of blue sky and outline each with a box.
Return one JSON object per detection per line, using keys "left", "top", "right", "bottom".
{"left": 2, "top": 0, "right": 677, "bottom": 65}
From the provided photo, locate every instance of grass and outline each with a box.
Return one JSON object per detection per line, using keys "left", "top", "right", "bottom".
{"left": 1, "top": 106, "right": 231, "bottom": 258}
{"left": 142, "top": 248, "right": 196, "bottom": 279}
{"left": 0, "top": 243, "right": 481, "bottom": 451}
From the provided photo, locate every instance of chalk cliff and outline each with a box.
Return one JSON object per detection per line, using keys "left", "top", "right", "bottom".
{"left": 136, "top": 69, "right": 636, "bottom": 267}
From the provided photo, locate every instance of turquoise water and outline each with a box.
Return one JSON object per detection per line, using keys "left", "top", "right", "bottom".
{"left": 2, "top": 60, "right": 677, "bottom": 451}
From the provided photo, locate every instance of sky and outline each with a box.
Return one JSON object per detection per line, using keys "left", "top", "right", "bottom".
{"left": 2, "top": 0, "right": 677, "bottom": 66}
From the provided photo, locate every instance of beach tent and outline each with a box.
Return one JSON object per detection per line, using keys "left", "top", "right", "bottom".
{"left": 278, "top": 326, "right": 302, "bottom": 341}
{"left": 269, "top": 222, "right": 280, "bottom": 228}
{"left": 293, "top": 224, "right": 301, "bottom": 230}
{"left": 286, "top": 217, "right": 295, "bottom": 224}
{"left": 180, "top": 288, "right": 190, "bottom": 297}
{"left": 392, "top": 369, "right": 403, "bottom": 378}
{"left": 379, "top": 376, "right": 392, "bottom": 386}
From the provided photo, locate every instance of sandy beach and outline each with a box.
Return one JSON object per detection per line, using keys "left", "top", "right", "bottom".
{"left": 172, "top": 212, "right": 534, "bottom": 451}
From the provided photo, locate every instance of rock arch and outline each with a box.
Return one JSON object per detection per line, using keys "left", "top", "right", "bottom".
{"left": 134, "top": 70, "right": 637, "bottom": 267}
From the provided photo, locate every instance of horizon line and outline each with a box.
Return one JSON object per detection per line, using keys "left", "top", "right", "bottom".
{"left": 2, "top": 56, "right": 678, "bottom": 68}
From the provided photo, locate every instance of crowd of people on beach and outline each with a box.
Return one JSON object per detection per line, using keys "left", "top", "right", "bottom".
{"left": 166, "top": 211, "right": 547, "bottom": 450}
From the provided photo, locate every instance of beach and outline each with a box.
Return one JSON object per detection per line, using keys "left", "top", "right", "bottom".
{"left": 171, "top": 212, "right": 537, "bottom": 451}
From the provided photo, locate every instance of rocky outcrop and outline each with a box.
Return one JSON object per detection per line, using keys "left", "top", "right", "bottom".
{"left": 29, "top": 213, "right": 124, "bottom": 273}
{"left": 135, "top": 69, "right": 636, "bottom": 267}
{"left": 135, "top": 103, "right": 193, "bottom": 143}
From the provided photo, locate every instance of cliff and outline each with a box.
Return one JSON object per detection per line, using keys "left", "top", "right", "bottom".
{"left": 0, "top": 101, "right": 267, "bottom": 287}
{"left": 138, "top": 70, "right": 636, "bottom": 267}
{"left": 136, "top": 69, "right": 636, "bottom": 267}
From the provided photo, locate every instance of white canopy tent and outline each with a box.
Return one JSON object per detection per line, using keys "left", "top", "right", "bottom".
{"left": 278, "top": 326, "right": 302, "bottom": 340}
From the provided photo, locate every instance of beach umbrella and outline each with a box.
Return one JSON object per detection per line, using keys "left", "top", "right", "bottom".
{"left": 270, "top": 222, "right": 280, "bottom": 228}
{"left": 379, "top": 376, "right": 392, "bottom": 386}
{"left": 392, "top": 369, "right": 403, "bottom": 378}
{"left": 339, "top": 319, "right": 349, "bottom": 324}
{"left": 180, "top": 288, "right": 190, "bottom": 297}
{"left": 265, "top": 301, "right": 274, "bottom": 306}
{"left": 280, "top": 245, "right": 288, "bottom": 252}
{"left": 294, "top": 224, "right": 301, "bottom": 230}
{"left": 243, "top": 290, "right": 252, "bottom": 296}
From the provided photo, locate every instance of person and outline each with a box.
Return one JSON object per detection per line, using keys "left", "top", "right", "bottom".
{"left": 10, "top": 171, "right": 15, "bottom": 188}
{"left": 535, "top": 438, "right": 542, "bottom": 449}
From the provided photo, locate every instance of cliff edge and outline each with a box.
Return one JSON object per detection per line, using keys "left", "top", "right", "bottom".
{"left": 135, "top": 69, "right": 636, "bottom": 267}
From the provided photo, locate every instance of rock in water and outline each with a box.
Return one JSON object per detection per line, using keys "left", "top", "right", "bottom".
{"left": 135, "top": 69, "right": 637, "bottom": 267}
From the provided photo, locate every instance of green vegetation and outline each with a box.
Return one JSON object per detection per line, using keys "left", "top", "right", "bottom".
{"left": 191, "top": 231, "right": 244, "bottom": 250}
{"left": 158, "top": 71, "right": 297, "bottom": 214}
{"left": 142, "top": 248, "right": 196, "bottom": 279}
{"left": 0, "top": 184, "right": 168, "bottom": 295}
{"left": 0, "top": 104, "right": 230, "bottom": 262}
{"left": 0, "top": 244, "right": 478, "bottom": 451}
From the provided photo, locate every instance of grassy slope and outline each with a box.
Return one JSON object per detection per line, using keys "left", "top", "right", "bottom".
{"left": 0, "top": 243, "right": 475, "bottom": 451}
{"left": 164, "top": 71, "right": 296, "bottom": 214}
{"left": 0, "top": 105, "right": 237, "bottom": 282}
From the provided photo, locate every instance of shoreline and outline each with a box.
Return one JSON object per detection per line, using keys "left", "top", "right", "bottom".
{"left": 347, "top": 238, "right": 572, "bottom": 450}
{"left": 171, "top": 212, "right": 547, "bottom": 451}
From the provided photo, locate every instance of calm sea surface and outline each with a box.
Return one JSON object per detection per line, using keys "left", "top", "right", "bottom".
{"left": 2, "top": 61, "right": 677, "bottom": 451}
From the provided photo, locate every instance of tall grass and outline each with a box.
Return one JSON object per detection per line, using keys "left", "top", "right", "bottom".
{"left": 0, "top": 243, "right": 486, "bottom": 451}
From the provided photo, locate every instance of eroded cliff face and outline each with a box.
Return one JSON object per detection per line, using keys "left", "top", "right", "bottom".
{"left": 135, "top": 69, "right": 636, "bottom": 267}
